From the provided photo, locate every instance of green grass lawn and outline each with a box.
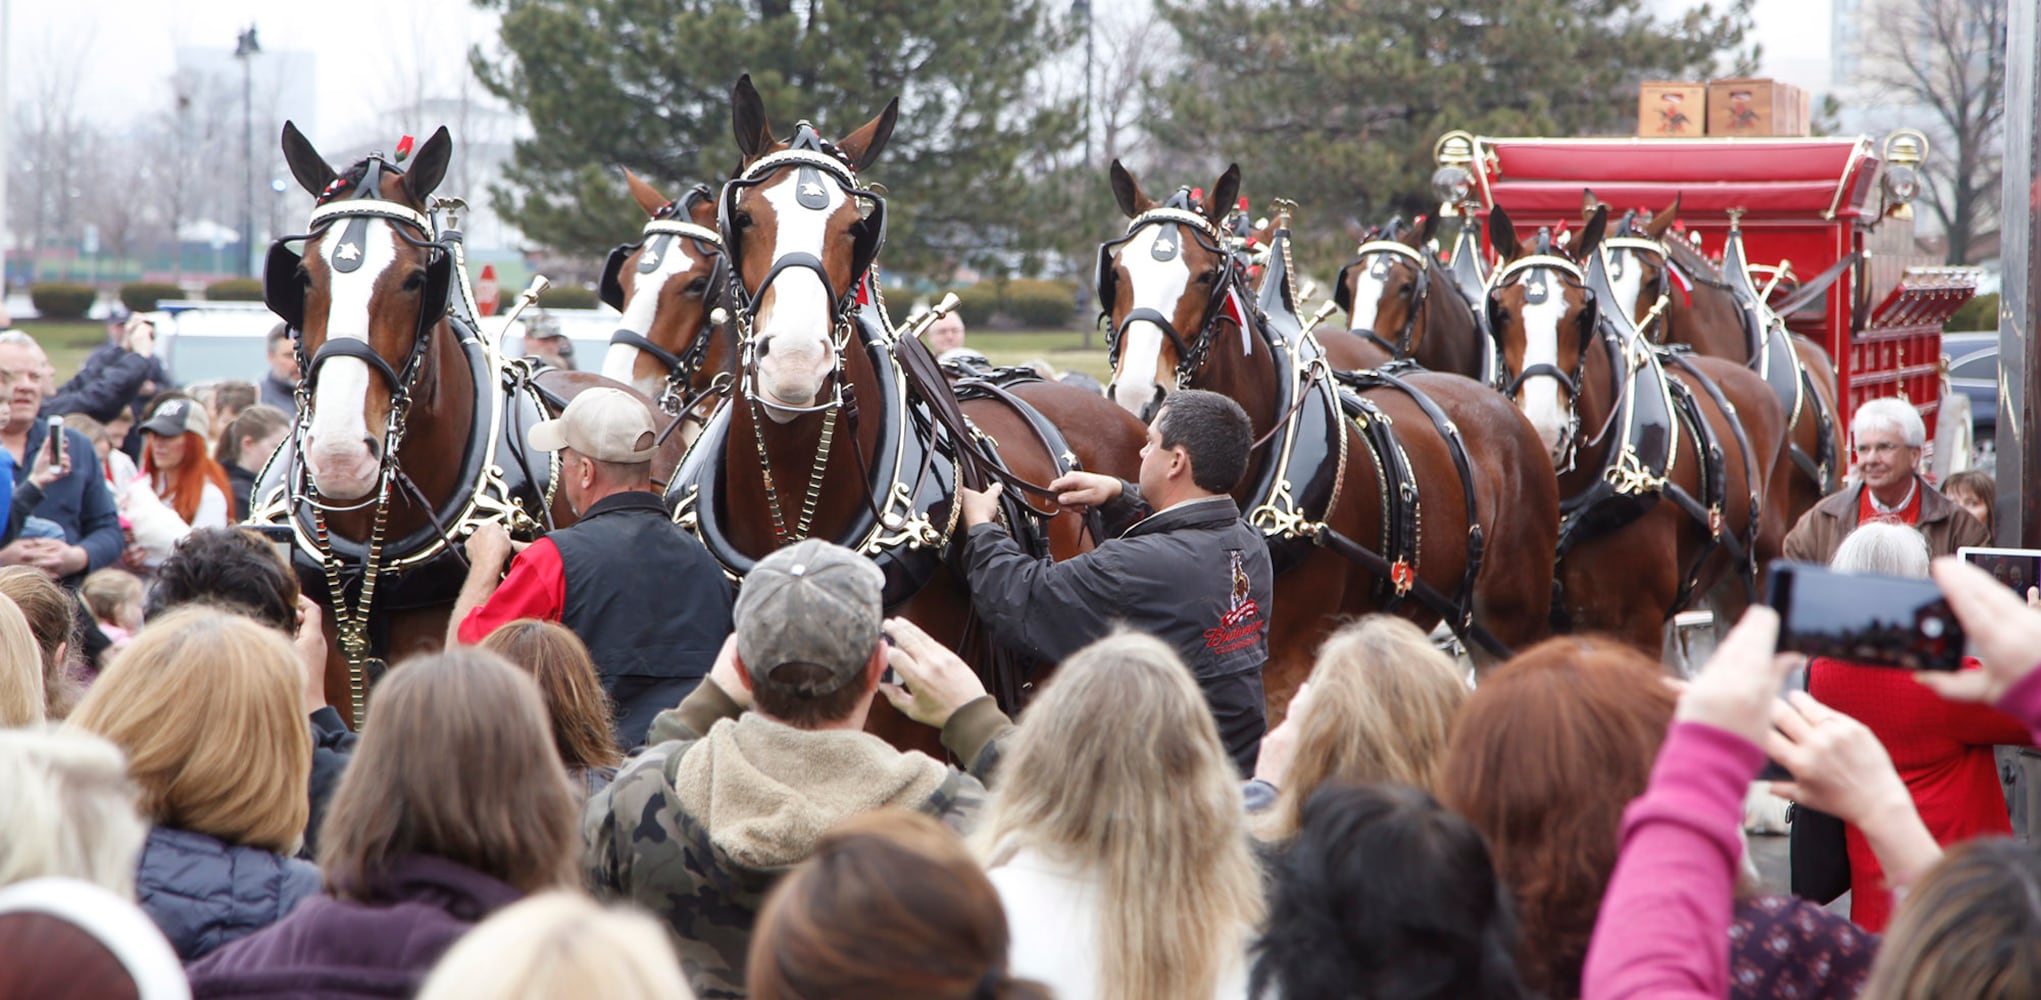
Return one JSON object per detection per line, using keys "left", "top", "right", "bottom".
{"left": 965, "top": 328, "right": 1114, "bottom": 381}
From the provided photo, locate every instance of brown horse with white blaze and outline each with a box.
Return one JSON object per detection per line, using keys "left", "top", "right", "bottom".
{"left": 1100, "top": 160, "right": 1558, "bottom": 716}
{"left": 1329, "top": 215, "right": 1490, "bottom": 379}
{"left": 672, "top": 78, "right": 1146, "bottom": 752}
{"left": 596, "top": 171, "right": 735, "bottom": 447}
{"left": 1487, "top": 204, "right": 1789, "bottom": 655}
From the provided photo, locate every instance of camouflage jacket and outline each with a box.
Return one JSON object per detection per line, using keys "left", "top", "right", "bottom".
{"left": 582, "top": 682, "right": 1013, "bottom": 1000}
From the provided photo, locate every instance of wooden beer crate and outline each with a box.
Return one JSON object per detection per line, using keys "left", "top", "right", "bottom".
{"left": 1638, "top": 81, "right": 1706, "bottom": 137}
{"left": 1707, "top": 78, "right": 1809, "bottom": 137}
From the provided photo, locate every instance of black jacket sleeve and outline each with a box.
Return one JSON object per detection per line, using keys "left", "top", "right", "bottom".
{"left": 962, "top": 521, "right": 1129, "bottom": 665}
{"left": 45, "top": 351, "right": 152, "bottom": 424}
{"left": 304, "top": 707, "right": 360, "bottom": 856}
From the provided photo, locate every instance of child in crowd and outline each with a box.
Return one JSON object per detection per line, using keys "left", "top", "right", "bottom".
{"left": 81, "top": 568, "right": 145, "bottom": 664}
{"left": 1943, "top": 469, "right": 1995, "bottom": 540}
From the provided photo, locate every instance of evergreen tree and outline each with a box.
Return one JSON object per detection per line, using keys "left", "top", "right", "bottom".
{"left": 473, "top": 0, "right": 1078, "bottom": 274}
{"left": 1147, "top": 0, "right": 1752, "bottom": 266}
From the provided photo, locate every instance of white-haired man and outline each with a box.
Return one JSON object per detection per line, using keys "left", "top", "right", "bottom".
{"left": 1783, "top": 397, "right": 1988, "bottom": 565}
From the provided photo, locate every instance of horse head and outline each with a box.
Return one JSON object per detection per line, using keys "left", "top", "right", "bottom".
{"left": 599, "top": 172, "right": 731, "bottom": 408}
{"left": 1333, "top": 212, "right": 1439, "bottom": 357}
{"left": 1097, "top": 159, "right": 1241, "bottom": 421}
{"left": 1486, "top": 204, "right": 1606, "bottom": 467}
{"left": 722, "top": 74, "right": 896, "bottom": 421}
{"left": 268, "top": 120, "right": 453, "bottom": 502}
{"left": 1594, "top": 194, "right": 1681, "bottom": 337}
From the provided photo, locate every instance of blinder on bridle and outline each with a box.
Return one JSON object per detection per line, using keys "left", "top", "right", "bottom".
{"left": 263, "top": 152, "right": 452, "bottom": 405}
{"left": 1332, "top": 237, "right": 1432, "bottom": 357}
{"left": 1093, "top": 189, "right": 1239, "bottom": 387}
{"left": 718, "top": 123, "right": 887, "bottom": 335}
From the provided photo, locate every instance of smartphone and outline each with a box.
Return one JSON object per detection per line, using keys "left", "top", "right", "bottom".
{"left": 1765, "top": 562, "right": 1965, "bottom": 671}
{"left": 246, "top": 523, "right": 296, "bottom": 561}
{"left": 1958, "top": 547, "right": 2041, "bottom": 597}
{"left": 44, "top": 417, "right": 63, "bottom": 467}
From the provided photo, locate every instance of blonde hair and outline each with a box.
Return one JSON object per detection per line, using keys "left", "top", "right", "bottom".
{"left": 0, "top": 595, "right": 45, "bottom": 728}
{"left": 976, "top": 632, "right": 1265, "bottom": 998}
{"left": 1863, "top": 839, "right": 2041, "bottom": 999}
{"left": 1257, "top": 616, "right": 1469, "bottom": 842}
{"left": 417, "top": 892, "right": 693, "bottom": 1000}
{"left": 0, "top": 728, "right": 146, "bottom": 895}
{"left": 67, "top": 608, "right": 311, "bottom": 854}
{"left": 0, "top": 568, "right": 81, "bottom": 720}
{"left": 81, "top": 569, "right": 145, "bottom": 626}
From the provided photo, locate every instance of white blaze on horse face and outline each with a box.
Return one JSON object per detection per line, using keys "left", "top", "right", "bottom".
{"left": 1346, "top": 258, "right": 1386, "bottom": 334}
{"left": 302, "top": 222, "right": 398, "bottom": 501}
{"left": 602, "top": 241, "right": 697, "bottom": 398}
{"left": 1605, "top": 248, "right": 1644, "bottom": 326}
{"left": 750, "top": 175, "right": 843, "bottom": 420}
{"left": 1106, "top": 225, "right": 1193, "bottom": 417}
{"left": 1516, "top": 284, "right": 1573, "bottom": 462}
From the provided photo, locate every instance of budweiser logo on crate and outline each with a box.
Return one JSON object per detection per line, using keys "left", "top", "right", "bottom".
{"left": 1638, "top": 82, "right": 1706, "bottom": 137}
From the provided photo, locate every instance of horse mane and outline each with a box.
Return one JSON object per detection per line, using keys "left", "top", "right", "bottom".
{"left": 314, "top": 159, "right": 377, "bottom": 205}
{"left": 1662, "top": 234, "right": 1724, "bottom": 284}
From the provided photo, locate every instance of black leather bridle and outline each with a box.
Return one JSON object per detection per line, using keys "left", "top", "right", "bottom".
{"left": 1333, "top": 239, "right": 1433, "bottom": 358}
{"left": 1094, "top": 197, "right": 1242, "bottom": 390}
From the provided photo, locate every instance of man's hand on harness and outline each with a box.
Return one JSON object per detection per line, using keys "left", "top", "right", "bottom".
{"left": 958, "top": 483, "right": 1004, "bottom": 527}
{"left": 464, "top": 522, "right": 529, "bottom": 574}
{"left": 1048, "top": 470, "right": 1121, "bottom": 510}
{"left": 879, "top": 616, "right": 988, "bottom": 729}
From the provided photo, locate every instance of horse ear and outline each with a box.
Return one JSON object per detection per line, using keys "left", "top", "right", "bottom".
{"left": 731, "top": 74, "right": 773, "bottom": 163}
{"left": 403, "top": 126, "right": 453, "bottom": 202}
{"left": 688, "top": 186, "right": 720, "bottom": 228}
{"left": 1488, "top": 206, "right": 1521, "bottom": 261}
{"left": 1205, "top": 164, "right": 1241, "bottom": 228}
{"left": 1577, "top": 204, "right": 1609, "bottom": 260}
{"left": 837, "top": 97, "right": 899, "bottom": 174}
{"left": 1109, "top": 159, "right": 1146, "bottom": 219}
{"left": 1646, "top": 195, "right": 1681, "bottom": 239}
{"left": 1581, "top": 187, "right": 1601, "bottom": 221}
{"left": 624, "top": 169, "right": 668, "bottom": 217}
{"left": 1416, "top": 212, "right": 1439, "bottom": 248}
{"left": 280, "top": 121, "right": 336, "bottom": 197}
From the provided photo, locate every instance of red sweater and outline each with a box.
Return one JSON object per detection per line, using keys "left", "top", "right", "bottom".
{"left": 1806, "top": 657, "right": 2032, "bottom": 931}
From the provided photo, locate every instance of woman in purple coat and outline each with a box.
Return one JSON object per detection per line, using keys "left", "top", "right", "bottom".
{"left": 187, "top": 648, "right": 582, "bottom": 999}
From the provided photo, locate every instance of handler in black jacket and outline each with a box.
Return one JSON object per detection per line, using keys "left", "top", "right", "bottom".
{"left": 958, "top": 389, "right": 1273, "bottom": 773}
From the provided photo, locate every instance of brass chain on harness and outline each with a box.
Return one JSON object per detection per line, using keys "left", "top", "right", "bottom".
{"left": 750, "top": 397, "right": 840, "bottom": 545}
{"left": 309, "top": 477, "right": 392, "bottom": 731}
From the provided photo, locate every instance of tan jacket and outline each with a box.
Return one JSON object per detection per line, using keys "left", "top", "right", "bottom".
{"left": 1782, "top": 476, "right": 1990, "bottom": 565}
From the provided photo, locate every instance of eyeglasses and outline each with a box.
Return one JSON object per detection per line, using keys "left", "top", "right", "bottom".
{"left": 1853, "top": 441, "right": 1914, "bottom": 456}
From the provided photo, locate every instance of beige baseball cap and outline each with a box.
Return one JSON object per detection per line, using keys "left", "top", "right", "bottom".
{"left": 528, "top": 387, "right": 658, "bottom": 463}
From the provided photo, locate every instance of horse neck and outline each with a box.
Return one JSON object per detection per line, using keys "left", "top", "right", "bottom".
{"left": 1186, "top": 311, "right": 1279, "bottom": 500}
{"left": 723, "top": 330, "right": 885, "bottom": 557}
{"left": 327, "top": 323, "right": 476, "bottom": 539}
{"left": 1412, "top": 259, "right": 1476, "bottom": 369}
{"left": 1665, "top": 280, "right": 1750, "bottom": 362}
{"left": 1561, "top": 328, "right": 1621, "bottom": 492}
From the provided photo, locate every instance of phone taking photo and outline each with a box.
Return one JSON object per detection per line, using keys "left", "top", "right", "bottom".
{"left": 1765, "top": 561, "right": 1965, "bottom": 672}
{"left": 246, "top": 523, "right": 296, "bottom": 561}
{"left": 44, "top": 417, "right": 64, "bottom": 468}
{"left": 1958, "top": 547, "right": 2041, "bottom": 597}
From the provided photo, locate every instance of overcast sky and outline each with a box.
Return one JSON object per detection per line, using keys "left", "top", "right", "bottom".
{"left": 10, "top": 0, "right": 1834, "bottom": 147}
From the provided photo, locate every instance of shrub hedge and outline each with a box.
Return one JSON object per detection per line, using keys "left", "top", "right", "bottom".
{"left": 28, "top": 283, "right": 96, "bottom": 320}
{"left": 206, "top": 278, "right": 266, "bottom": 301}
{"left": 536, "top": 284, "right": 599, "bottom": 310}
{"left": 1947, "top": 292, "right": 1999, "bottom": 332}
{"left": 120, "top": 282, "right": 187, "bottom": 312}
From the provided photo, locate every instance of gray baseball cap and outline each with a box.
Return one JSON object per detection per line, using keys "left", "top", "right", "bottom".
{"left": 735, "top": 539, "right": 885, "bottom": 697}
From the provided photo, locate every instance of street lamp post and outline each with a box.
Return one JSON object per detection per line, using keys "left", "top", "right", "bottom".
{"left": 1071, "top": 0, "right": 1092, "bottom": 168}
{"left": 235, "top": 24, "right": 261, "bottom": 277}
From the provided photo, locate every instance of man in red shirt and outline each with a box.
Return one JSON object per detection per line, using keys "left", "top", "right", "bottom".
{"left": 450, "top": 387, "right": 733, "bottom": 746}
{"left": 1782, "top": 396, "right": 1988, "bottom": 564}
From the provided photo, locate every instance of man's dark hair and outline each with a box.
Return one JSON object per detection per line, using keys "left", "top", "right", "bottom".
{"left": 145, "top": 527, "right": 300, "bottom": 634}
{"left": 1251, "top": 783, "right": 1528, "bottom": 1000}
{"left": 751, "top": 660, "right": 872, "bottom": 729}
{"left": 1157, "top": 389, "right": 1252, "bottom": 494}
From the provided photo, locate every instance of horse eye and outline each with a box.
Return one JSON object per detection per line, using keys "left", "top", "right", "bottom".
{"left": 683, "top": 276, "right": 710, "bottom": 296}
{"left": 296, "top": 266, "right": 312, "bottom": 289}
{"left": 733, "top": 211, "right": 754, "bottom": 229}
{"left": 1399, "top": 282, "right": 1414, "bottom": 296}
{"left": 1195, "top": 268, "right": 1218, "bottom": 285}
{"left": 403, "top": 269, "right": 426, "bottom": 292}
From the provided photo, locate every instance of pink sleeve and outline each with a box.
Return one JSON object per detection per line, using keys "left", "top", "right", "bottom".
{"left": 1995, "top": 665, "right": 2041, "bottom": 742}
{"left": 1582, "top": 721, "right": 1763, "bottom": 1000}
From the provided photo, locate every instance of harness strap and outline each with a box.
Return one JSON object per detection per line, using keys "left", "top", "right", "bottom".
{"left": 1311, "top": 523, "right": 1514, "bottom": 660}
{"left": 608, "top": 329, "right": 686, "bottom": 372}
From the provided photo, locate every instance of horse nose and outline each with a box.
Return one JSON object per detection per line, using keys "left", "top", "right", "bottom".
{"left": 362, "top": 435, "right": 382, "bottom": 460}
{"left": 1136, "top": 385, "right": 1164, "bottom": 425}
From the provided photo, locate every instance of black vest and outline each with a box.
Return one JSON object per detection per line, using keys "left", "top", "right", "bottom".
{"left": 548, "top": 489, "right": 734, "bottom": 687}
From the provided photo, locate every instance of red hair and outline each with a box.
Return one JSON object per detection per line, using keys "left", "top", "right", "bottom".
{"left": 142, "top": 431, "right": 233, "bottom": 525}
{"left": 1436, "top": 638, "right": 1675, "bottom": 1000}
